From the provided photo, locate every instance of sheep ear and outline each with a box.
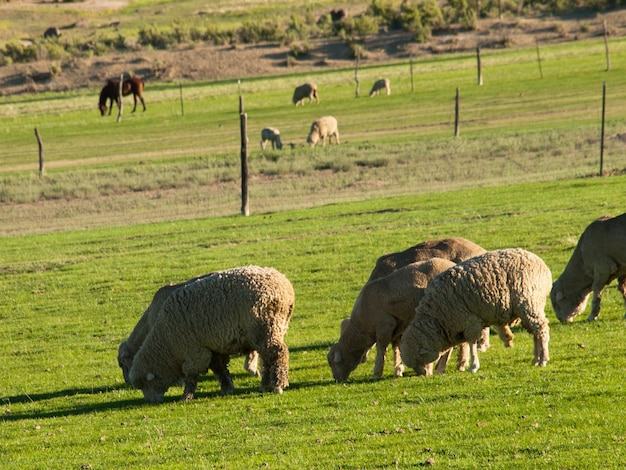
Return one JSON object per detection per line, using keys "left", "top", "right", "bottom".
{"left": 556, "top": 291, "right": 563, "bottom": 301}
{"left": 146, "top": 373, "right": 155, "bottom": 381}
{"left": 333, "top": 351, "right": 342, "bottom": 363}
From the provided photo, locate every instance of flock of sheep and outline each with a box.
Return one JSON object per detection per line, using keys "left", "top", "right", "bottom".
{"left": 118, "top": 213, "right": 626, "bottom": 403}
{"left": 260, "top": 79, "right": 390, "bottom": 151}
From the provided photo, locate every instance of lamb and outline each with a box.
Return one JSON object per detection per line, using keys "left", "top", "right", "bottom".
{"left": 117, "top": 275, "right": 260, "bottom": 385}
{"left": 307, "top": 115, "right": 339, "bottom": 147}
{"left": 369, "top": 78, "right": 390, "bottom": 97}
{"left": 129, "top": 266, "right": 295, "bottom": 403}
{"left": 400, "top": 248, "right": 552, "bottom": 376}
{"left": 292, "top": 82, "right": 319, "bottom": 106}
{"left": 551, "top": 213, "right": 626, "bottom": 323}
{"left": 328, "top": 258, "right": 456, "bottom": 382}
{"left": 260, "top": 127, "right": 283, "bottom": 150}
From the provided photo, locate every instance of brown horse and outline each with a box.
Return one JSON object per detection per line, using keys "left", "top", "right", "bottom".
{"left": 98, "top": 76, "right": 146, "bottom": 116}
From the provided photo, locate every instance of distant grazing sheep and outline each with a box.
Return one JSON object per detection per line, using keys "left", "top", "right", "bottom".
{"left": 43, "top": 27, "right": 61, "bottom": 39}
{"left": 551, "top": 213, "right": 626, "bottom": 322}
{"left": 369, "top": 78, "right": 390, "bottom": 97}
{"left": 260, "top": 127, "right": 283, "bottom": 150}
{"left": 129, "top": 266, "right": 294, "bottom": 403}
{"left": 328, "top": 258, "right": 456, "bottom": 382}
{"left": 117, "top": 275, "right": 261, "bottom": 385}
{"left": 400, "top": 249, "right": 552, "bottom": 376}
{"left": 292, "top": 82, "right": 319, "bottom": 106}
{"left": 307, "top": 115, "right": 339, "bottom": 147}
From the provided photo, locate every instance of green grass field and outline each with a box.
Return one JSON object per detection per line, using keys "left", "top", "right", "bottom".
{"left": 1, "top": 177, "right": 626, "bottom": 468}
{"left": 2, "top": 13, "right": 626, "bottom": 468}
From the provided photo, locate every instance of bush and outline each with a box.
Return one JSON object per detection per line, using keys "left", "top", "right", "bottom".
{"left": 138, "top": 25, "right": 177, "bottom": 49}
{"left": 237, "top": 20, "right": 284, "bottom": 44}
{"left": 2, "top": 41, "right": 38, "bottom": 63}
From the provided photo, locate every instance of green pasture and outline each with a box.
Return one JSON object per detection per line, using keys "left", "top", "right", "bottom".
{"left": 1, "top": 176, "right": 626, "bottom": 469}
{"left": 2, "top": 34, "right": 626, "bottom": 172}
{"left": 2, "top": 13, "right": 626, "bottom": 467}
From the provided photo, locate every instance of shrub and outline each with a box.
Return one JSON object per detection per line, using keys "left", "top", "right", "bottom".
{"left": 2, "top": 41, "right": 37, "bottom": 63}
{"left": 237, "top": 20, "right": 284, "bottom": 44}
{"left": 138, "top": 25, "right": 177, "bottom": 49}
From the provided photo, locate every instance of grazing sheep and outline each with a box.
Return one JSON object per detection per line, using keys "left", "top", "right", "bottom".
{"left": 292, "top": 82, "right": 319, "bottom": 106}
{"left": 118, "top": 276, "right": 261, "bottom": 385}
{"left": 369, "top": 78, "right": 390, "bottom": 97}
{"left": 129, "top": 266, "right": 295, "bottom": 403}
{"left": 328, "top": 258, "right": 456, "bottom": 382}
{"left": 260, "top": 127, "right": 283, "bottom": 150}
{"left": 307, "top": 115, "right": 339, "bottom": 147}
{"left": 551, "top": 214, "right": 626, "bottom": 322}
{"left": 400, "top": 249, "right": 552, "bottom": 376}
{"left": 366, "top": 237, "right": 513, "bottom": 374}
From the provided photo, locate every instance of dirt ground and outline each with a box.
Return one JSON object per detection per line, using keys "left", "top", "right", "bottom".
{"left": 2, "top": 8, "right": 626, "bottom": 96}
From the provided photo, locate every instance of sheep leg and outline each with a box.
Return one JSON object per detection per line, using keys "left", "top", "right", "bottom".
{"left": 244, "top": 351, "right": 261, "bottom": 377}
{"left": 497, "top": 324, "right": 515, "bottom": 348}
{"left": 209, "top": 353, "right": 234, "bottom": 395}
{"left": 456, "top": 343, "right": 470, "bottom": 371}
{"left": 391, "top": 338, "right": 404, "bottom": 378}
{"left": 477, "top": 327, "right": 491, "bottom": 352}
{"left": 587, "top": 285, "right": 605, "bottom": 321}
{"left": 467, "top": 342, "right": 480, "bottom": 373}
{"left": 182, "top": 375, "right": 199, "bottom": 401}
{"left": 259, "top": 341, "right": 290, "bottom": 394}
{"left": 532, "top": 332, "right": 550, "bottom": 367}
{"left": 525, "top": 321, "right": 550, "bottom": 366}
{"left": 434, "top": 348, "right": 452, "bottom": 374}
{"left": 617, "top": 275, "right": 626, "bottom": 319}
{"left": 587, "top": 265, "right": 615, "bottom": 321}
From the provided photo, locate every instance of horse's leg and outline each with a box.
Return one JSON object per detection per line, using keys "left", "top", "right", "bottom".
{"left": 140, "top": 95, "right": 146, "bottom": 112}
{"left": 132, "top": 93, "right": 138, "bottom": 113}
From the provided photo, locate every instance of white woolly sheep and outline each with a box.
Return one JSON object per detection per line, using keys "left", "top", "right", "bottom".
{"left": 260, "top": 127, "right": 283, "bottom": 150}
{"left": 307, "top": 115, "right": 339, "bottom": 147}
{"left": 369, "top": 78, "right": 390, "bottom": 97}
{"left": 400, "top": 248, "right": 552, "bottom": 376}
{"left": 129, "top": 266, "right": 295, "bottom": 403}
{"left": 118, "top": 275, "right": 261, "bottom": 385}
{"left": 328, "top": 258, "right": 456, "bottom": 382}
{"left": 551, "top": 213, "right": 626, "bottom": 322}
{"left": 292, "top": 82, "right": 319, "bottom": 106}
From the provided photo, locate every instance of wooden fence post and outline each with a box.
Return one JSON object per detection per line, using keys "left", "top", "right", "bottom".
{"left": 116, "top": 74, "right": 123, "bottom": 123}
{"left": 239, "top": 93, "right": 249, "bottom": 216}
{"left": 600, "top": 81, "right": 606, "bottom": 176}
{"left": 179, "top": 79, "right": 184, "bottom": 116}
{"left": 603, "top": 21, "right": 611, "bottom": 72}
{"left": 410, "top": 54, "right": 414, "bottom": 93}
{"left": 454, "top": 88, "right": 460, "bottom": 137}
{"left": 535, "top": 38, "right": 543, "bottom": 79}
{"left": 34, "top": 127, "right": 44, "bottom": 176}
{"left": 354, "top": 50, "right": 360, "bottom": 98}
{"left": 476, "top": 47, "right": 483, "bottom": 86}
